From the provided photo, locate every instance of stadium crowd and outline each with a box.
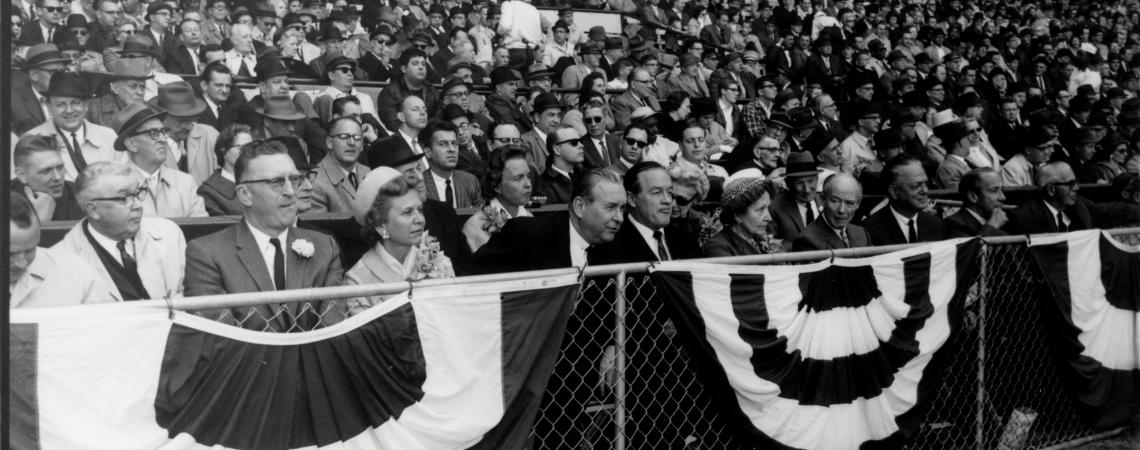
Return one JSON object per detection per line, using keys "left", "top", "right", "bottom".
{"left": 9, "top": 0, "right": 1140, "bottom": 311}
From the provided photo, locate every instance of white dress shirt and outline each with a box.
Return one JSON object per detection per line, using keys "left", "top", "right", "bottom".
{"left": 1043, "top": 202, "right": 1070, "bottom": 229}
{"left": 87, "top": 222, "right": 133, "bottom": 266}
{"left": 889, "top": 206, "right": 919, "bottom": 243}
{"left": 568, "top": 217, "right": 591, "bottom": 267}
{"left": 246, "top": 221, "right": 288, "bottom": 287}
{"left": 400, "top": 129, "right": 422, "bottom": 155}
{"left": 430, "top": 170, "right": 453, "bottom": 204}
{"left": 629, "top": 216, "right": 666, "bottom": 260}
{"left": 798, "top": 200, "right": 819, "bottom": 226}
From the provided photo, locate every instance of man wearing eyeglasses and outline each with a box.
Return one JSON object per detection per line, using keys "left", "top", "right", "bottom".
{"left": 19, "top": 0, "right": 66, "bottom": 44}
{"left": 536, "top": 126, "right": 585, "bottom": 204}
{"left": 309, "top": 117, "right": 370, "bottom": 213}
{"left": 186, "top": 140, "right": 346, "bottom": 332}
{"left": 200, "top": 0, "right": 229, "bottom": 45}
{"left": 55, "top": 161, "right": 188, "bottom": 302}
{"left": 581, "top": 105, "right": 620, "bottom": 170}
{"left": 608, "top": 124, "right": 647, "bottom": 176}
{"left": 140, "top": 2, "right": 178, "bottom": 63}
{"left": 357, "top": 26, "right": 395, "bottom": 82}
{"left": 611, "top": 68, "right": 661, "bottom": 131}
{"left": 316, "top": 55, "right": 378, "bottom": 122}
{"left": 740, "top": 74, "right": 779, "bottom": 141}
{"left": 1004, "top": 161, "right": 1094, "bottom": 235}
{"left": 110, "top": 102, "right": 207, "bottom": 218}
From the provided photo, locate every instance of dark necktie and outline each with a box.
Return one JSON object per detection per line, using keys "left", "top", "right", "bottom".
{"left": 269, "top": 238, "right": 286, "bottom": 291}
{"left": 907, "top": 219, "right": 918, "bottom": 243}
{"left": 117, "top": 240, "right": 137, "bottom": 272}
{"left": 1056, "top": 212, "right": 1068, "bottom": 232}
{"left": 68, "top": 132, "right": 87, "bottom": 171}
{"left": 177, "top": 142, "right": 188, "bottom": 172}
{"left": 347, "top": 171, "right": 358, "bottom": 190}
{"left": 598, "top": 139, "right": 608, "bottom": 165}
{"left": 804, "top": 203, "right": 815, "bottom": 224}
{"left": 653, "top": 230, "right": 671, "bottom": 261}
{"left": 238, "top": 59, "right": 252, "bottom": 78}
{"left": 445, "top": 179, "right": 454, "bottom": 208}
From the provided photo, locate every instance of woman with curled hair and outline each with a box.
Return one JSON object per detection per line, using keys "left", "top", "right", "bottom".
{"left": 197, "top": 123, "right": 252, "bottom": 216}
{"left": 462, "top": 146, "right": 534, "bottom": 252}
{"left": 702, "top": 176, "right": 779, "bottom": 257}
{"left": 668, "top": 161, "right": 719, "bottom": 245}
{"left": 344, "top": 167, "right": 454, "bottom": 316}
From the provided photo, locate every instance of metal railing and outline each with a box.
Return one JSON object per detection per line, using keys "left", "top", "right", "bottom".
{"left": 117, "top": 228, "right": 1140, "bottom": 449}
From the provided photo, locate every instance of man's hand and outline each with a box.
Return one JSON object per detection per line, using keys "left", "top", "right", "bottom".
{"left": 986, "top": 208, "right": 1009, "bottom": 229}
{"left": 24, "top": 186, "right": 55, "bottom": 223}
{"left": 362, "top": 123, "right": 379, "bottom": 143}
{"left": 598, "top": 345, "right": 617, "bottom": 391}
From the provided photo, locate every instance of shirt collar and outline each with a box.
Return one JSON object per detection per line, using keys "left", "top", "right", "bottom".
{"left": 1042, "top": 201, "right": 1066, "bottom": 221}
{"left": 221, "top": 168, "right": 235, "bottom": 182}
{"left": 375, "top": 242, "right": 417, "bottom": 280}
{"left": 629, "top": 216, "right": 662, "bottom": 257}
{"left": 889, "top": 205, "right": 918, "bottom": 235}
{"left": 245, "top": 221, "right": 288, "bottom": 252}
{"left": 568, "top": 216, "right": 591, "bottom": 254}
{"left": 551, "top": 165, "right": 571, "bottom": 180}
{"left": 86, "top": 221, "right": 131, "bottom": 262}
{"left": 489, "top": 197, "right": 531, "bottom": 218}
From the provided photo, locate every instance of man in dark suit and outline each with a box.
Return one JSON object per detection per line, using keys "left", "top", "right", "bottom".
{"left": 770, "top": 152, "right": 821, "bottom": 242}
{"left": 139, "top": 2, "right": 179, "bottom": 64}
{"left": 594, "top": 162, "right": 701, "bottom": 264}
{"left": 804, "top": 37, "right": 847, "bottom": 97}
{"left": 537, "top": 127, "right": 585, "bottom": 204}
{"left": 357, "top": 28, "right": 395, "bottom": 82}
{"left": 11, "top": 44, "right": 69, "bottom": 135}
{"left": 987, "top": 98, "right": 1028, "bottom": 160}
{"left": 581, "top": 105, "right": 622, "bottom": 170}
{"left": 420, "top": 121, "right": 483, "bottom": 209}
{"left": 611, "top": 68, "right": 662, "bottom": 130}
{"left": 197, "top": 62, "right": 253, "bottom": 129}
{"left": 1004, "top": 162, "right": 1094, "bottom": 235}
{"left": 793, "top": 173, "right": 873, "bottom": 251}
{"left": 164, "top": 19, "right": 205, "bottom": 75}
{"left": 945, "top": 168, "right": 1010, "bottom": 238}
{"left": 861, "top": 156, "right": 945, "bottom": 245}
{"left": 18, "top": 0, "right": 66, "bottom": 44}
{"left": 185, "top": 140, "right": 345, "bottom": 332}
{"left": 456, "top": 168, "right": 626, "bottom": 275}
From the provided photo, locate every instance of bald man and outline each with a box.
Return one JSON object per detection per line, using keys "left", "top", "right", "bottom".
{"left": 793, "top": 173, "right": 873, "bottom": 251}
{"left": 1004, "top": 161, "right": 1093, "bottom": 235}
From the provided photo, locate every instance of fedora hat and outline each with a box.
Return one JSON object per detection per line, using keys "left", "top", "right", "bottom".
{"left": 446, "top": 57, "right": 475, "bottom": 74}
{"left": 532, "top": 93, "right": 563, "bottom": 113}
{"left": 525, "top": 63, "right": 554, "bottom": 81}
{"left": 784, "top": 151, "right": 822, "bottom": 178}
{"left": 23, "top": 43, "right": 71, "bottom": 69}
{"left": 148, "top": 81, "right": 207, "bottom": 118}
{"left": 256, "top": 96, "right": 306, "bottom": 121}
{"left": 439, "top": 103, "right": 471, "bottom": 122}
{"left": 118, "top": 34, "right": 160, "bottom": 57}
{"left": 105, "top": 58, "right": 154, "bottom": 79}
{"left": 367, "top": 134, "right": 424, "bottom": 170}
{"left": 112, "top": 102, "right": 168, "bottom": 150}
{"left": 628, "top": 36, "right": 652, "bottom": 53}
{"left": 441, "top": 74, "right": 472, "bottom": 94}
{"left": 254, "top": 58, "right": 291, "bottom": 81}
{"left": 490, "top": 66, "right": 520, "bottom": 85}
{"left": 787, "top": 106, "right": 819, "bottom": 131}
{"left": 45, "top": 71, "right": 92, "bottom": 99}
{"left": 767, "top": 112, "right": 793, "bottom": 129}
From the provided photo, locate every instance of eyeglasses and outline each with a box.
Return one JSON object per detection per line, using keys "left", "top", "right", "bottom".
{"left": 374, "top": 39, "right": 391, "bottom": 45}
{"left": 494, "top": 137, "right": 522, "bottom": 145}
{"left": 555, "top": 138, "right": 582, "bottom": 146}
{"left": 415, "top": 44, "right": 428, "bottom": 50}
{"left": 118, "top": 29, "right": 136, "bottom": 34}
{"left": 131, "top": 127, "right": 170, "bottom": 140}
{"left": 42, "top": 6, "right": 65, "bottom": 13}
{"left": 968, "top": 128, "right": 983, "bottom": 134}
{"left": 624, "top": 138, "right": 648, "bottom": 148}
{"left": 332, "top": 133, "right": 363, "bottom": 142}
{"left": 72, "top": 29, "right": 88, "bottom": 36}
{"left": 333, "top": 67, "right": 353, "bottom": 74}
{"left": 240, "top": 174, "right": 306, "bottom": 191}
{"left": 1049, "top": 179, "right": 1079, "bottom": 189}
{"left": 90, "top": 186, "right": 149, "bottom": 205}
{"left": 584, "top": 116, "right": 604, "bottom": 124}
{"left": 672, "top": 194, "right": 694, "bottom": 206}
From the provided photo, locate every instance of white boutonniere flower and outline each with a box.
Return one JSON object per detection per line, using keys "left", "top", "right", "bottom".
{"left": 291, "top": 239, "right": 315, "bottom": 258}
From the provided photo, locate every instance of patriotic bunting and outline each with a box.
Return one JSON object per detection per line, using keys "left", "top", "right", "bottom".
{"left": 651, "top": 239, "right": 982, "bottom": 450}
{"left": 1027, "top": 230, "right": 1140, "bottom": 428}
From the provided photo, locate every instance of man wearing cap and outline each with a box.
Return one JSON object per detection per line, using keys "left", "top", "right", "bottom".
{"left": 485, "top": 66, "right": 532, "bottom": 133}
{"left": 543, "top": 19, "right": 575, "bottom": 67}
{"left": 668, "top": 53, "right": 710, "bottom": 97}
{"left": 945, "top": 168, "right": 1009, "bottom": 238}
{"left": 148, "top": 81, "right": 219, "bottom": 185}
{"left": 140, "top": 1, "right": 178, "bottom": 63}
{"left": 520, "top": 93, "right": 563, "bottom": 172}
{"left": 561, "top": 42, "right": 605, "bottom": 106}
{"left": 25, "top": 71, "right": 124, "bottom": 182}
{"left": 838, "top": 100, "right": 883, "bottom": 175}
{"left": 12, "top": 134, "right": 86, "bottom": 221}
{"left": 770, "top": 151, "right": 822, "bottom": 242}
{"left": 110, "top": 102, "right": 206, "bottom": 218}
{"left": 185, "top": 140, "right": 344, "bottom": 332}
{"left": 165, "top": 19, "right": 204, "bottom": 75}
{"left": 357, "top": 27, "right": 395, "bottom": 82}
{"left": 54, "top": 161, "right": 187, "bottom": 301}
{"left": 791, "top": 173, "right": 872, "bottom": 251}
{"left": 12, "top": 44, "right": 70, "bottom": 135}
{"left": 309, "top": 117, "right": 370, "bottom": 213}
{"left": 316, "top": 55, "right": 378, "bottom": 122}
{"left": 19, "top": 0, "right": 66, "bottom": 45}
{"left": 861, "top": 156, "right": 944, "bottom": 246}
{"left": 376, "top": 48, "right": 440, "bottom": 132}
{"left": 223, "top": 23, "right": 259, "bottom": 78}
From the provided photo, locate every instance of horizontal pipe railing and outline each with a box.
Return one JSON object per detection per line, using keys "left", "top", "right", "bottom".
{"left": 83, "top": 227, "right": 1140, "bottom": 312}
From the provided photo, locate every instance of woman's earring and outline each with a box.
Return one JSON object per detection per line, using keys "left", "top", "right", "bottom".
{"left": 379, "top": 228, "right": 390, "bottom": 239}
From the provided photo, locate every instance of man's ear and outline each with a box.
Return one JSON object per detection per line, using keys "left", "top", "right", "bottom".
{"left": 570, "top": 195, "right": 585, "bottom": 219}
{"left": 236, "top": 184, "right": 254, "bottom": 206}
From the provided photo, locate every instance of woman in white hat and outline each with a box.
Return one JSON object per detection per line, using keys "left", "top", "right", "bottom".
{"left": 343, "top": 167, "right": 454, "bottom": 316}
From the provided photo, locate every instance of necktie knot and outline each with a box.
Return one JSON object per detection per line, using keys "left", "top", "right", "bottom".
{"left": 907, "top": 219, "right": 918, "bottom": 243}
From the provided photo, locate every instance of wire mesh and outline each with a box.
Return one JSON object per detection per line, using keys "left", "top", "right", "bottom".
{"left": 185, "top": 233, "right": 1140, "bottom": 449}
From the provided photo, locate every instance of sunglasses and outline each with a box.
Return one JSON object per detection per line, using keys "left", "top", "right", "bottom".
{"left": 624, "top": 138, "right": 648, "bottom": 148}
{"left": 333, "top": 67, "right": 353, "bottom": 74}
{"left": 584, "top": 116, "right": 604, "bottom": 124}
{"left": 118, "top": 29, "right": 136, "bottom": 34}
{"left": 72, "top": 29, "right": 88, "bottom": 36}
{"left": 673, "top": 194, "right": 694, "bottom": 206}
{"left": 374, "top": 39, "right": 391, "bottom": 45}
{"left": 42, "top": 6, "right": 65, "bottom": 12}
{"left": 555, "top": 138, "right": 582, "bottom": 147}
{"left": 415, "top": 44, "right": 428, "bottom": 49}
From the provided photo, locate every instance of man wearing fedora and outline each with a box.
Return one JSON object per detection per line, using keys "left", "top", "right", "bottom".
{"left": 24, "top": 71, "right": 123, "bottom": 182}
{"left": 785, "top": 106, "right": 818, "bottom": 154}
{"left": 148, "top": 81, "right": 219, "bottom": 185}
{"left": 524, "top": 62, "right": 555, "bottom": 94}
{"left": 770, "top": 151, "right": 823, "bottom": 242}
{"left": 111, "top": 102, "right": 207, "bottom": 218}
{"left": 316, "top": 55, "right": 379, "bottom": 124}
{"left": 520, "top": 93, "right": 564, "bottom": 172}
{"left": 86, "top": 58, "right": 154, "bottom": 127}
{"left": 253, "top": 95, "right": 325, "bottom": 170}
{"left": 485, "top": 66, "right": 532, "bottom": 133}
{"left": 543, "top": 19, "right": 575, "bottom": 68}
{"left": 12, "top": 43, "right": 70, "bottom": 135}
{"left": 139, "top": 2, "right": 178, "bottom": 63}
{"left": 109, "top": 34, "right": 182, "bottom": 100}
{"left": 307, "top": 26, "right": 347, "bottom": 77}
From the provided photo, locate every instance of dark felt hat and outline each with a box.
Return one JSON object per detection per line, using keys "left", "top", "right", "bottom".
{"left": 112, "top": 102, "right": 168, "bottom": 150}
{"left": 23, "top": 43, "right": 71, "bottom": 69}
{"left": 934, "top": 121, "right": 971, "bottom": 145}
{"left": 588, "top": 26, "right": 606, "bottom": 41}
{"left": 679, "top": 53, "right": 700, "bottom": 67}
{"left": 954, "top": 91, "right": 983, "bottom": 110}
{"left": 368, "top": 134, "right": 423, "bottom": 168}
{"left": 605, "top": 37, "right": 624, "bottom": 50}
{"left": 690, "top": 97, "right": 717, "bottom": 117}
{"left": 873, "top": 128, "right": 905, "bottom": 150}
{"left": 788, "top": 106, "right": 819, "bottom": 131}
{"left": 256, "top": 95, "right": 306, "bottom": 121}
{"left": 490, "top": 66, "right": 520, "bottom": 85}
{"left": 46, "top": 71, "right": 91, "bottom": 98}
{"left": 65, "top": 14, "right": 88, "bottom": 29}
{"left": 767, "top": 111, "right": 793, "bottom": 129}
{"left": 439, "top": 103, "right": 471, "bottom": 121}
{"left": 147, "top": 80, "right": 206, "bottom": 117}
{"left": 784, "top": 151, "right": 822, "bottom": 177}
{"left": 320, "top": 26, "right": 344, "bottom": 42}
{"left": 146, "top": 2, "right": 173, "bottom": 16}
{"left": 254, "top": 58, "right": 291, "bottom": 81}
{"left": 428, "top": 4, "right": 446, "bottom": 16}
{"left": 412, "top": 31, "right": 434, "bottom": 44}
{"left": 629, "top": 36, "right": 652, "bottom": 53}
{"left": 580, "top": 41, "right": 603, "bottom": 55}
{"left": 254, "top": 7, "right": 277, "bottom": 18}
{"left": 324, "top": 55, "right": 357, "bottom": 73}
{"left": 525, "top": 63, "right": 555, "bottom": 81}
{"left": 532, "top": 93, "right": 563, "bottom": 113}
{"left": 441, "top": 74, "right": 472, "bottom": 93}
{"left": 118, "top": 34, "right": 160, "bottom": 57}
{"left": 552, "top": 19, "right": 570, "bottom": 32}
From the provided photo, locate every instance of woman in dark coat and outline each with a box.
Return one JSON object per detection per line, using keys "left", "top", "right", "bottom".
{"left": 703, "top": 176, "right": 780, "bottom": 257}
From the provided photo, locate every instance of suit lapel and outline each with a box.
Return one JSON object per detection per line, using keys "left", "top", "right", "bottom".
{"left": 285, "top": 229, "right": 309, "bottom": 291}
{"left": 234, "top": 222, "right": 275, "bottom": 293}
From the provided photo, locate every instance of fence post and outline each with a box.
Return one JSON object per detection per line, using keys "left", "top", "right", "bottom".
{"left": 976, "top": 244, "right": 990, "bottom": 449}
{"left": 614, "top": 270, "right": 628, "bottom": 450}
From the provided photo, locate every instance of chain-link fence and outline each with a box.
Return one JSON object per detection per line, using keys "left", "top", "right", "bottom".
{"left": 186, "top": 232, "right": 1140, "bottom": 450}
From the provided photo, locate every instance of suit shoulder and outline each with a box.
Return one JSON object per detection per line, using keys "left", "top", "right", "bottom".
{"left": 187, "top": 221, "right": 240, "bottom": 249}
{"left": 141, "top": 217, "right": 186, "bottom": 239}
{"left": 454, "top": 169, "right": 478, "bottom": 183}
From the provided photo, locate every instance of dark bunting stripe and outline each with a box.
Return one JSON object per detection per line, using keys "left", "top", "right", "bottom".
{"left": 154, "top": 302, "right": 427, "bottom": 449}
{"left": 651, "top": 271, "right": 795, "bottom": 450}
{"left": 733, "top": 253, "right": 932, "bottom": 406}
{"left": 10, "top": 323, "right": 40, "bottom": 450}
{"left": 797, "top": 265, "right": 881, "bottom": 312}
{"left": 471, "top": 284, "right": 579, "bottom": 450}
{"left": 1030, "top": 236, "right": 1140, "bottom": 428}
{"left": 1099, "top": 235, "right": 1140, "bottom": 312}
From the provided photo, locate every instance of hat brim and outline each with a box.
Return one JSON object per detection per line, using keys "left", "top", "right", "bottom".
{"left": 255, "top": 106, "right": 306, "bottom": 121}
{"left": 25, "top": 56, "right": 73, "bottom": 69}
{"left": 152, "top": 98, "right": 208, "bottom": 118}
{"left": 114, "top": 110, "right": 169, "bottom": 151}
{"left": 524, "top": 70, "right": 554, "bottom": 80}
{"left": 784, "top": 169, "right": 823, "bottom": 178}
{"left": 118, "top": 48, "right": 162, "bottom": 58}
